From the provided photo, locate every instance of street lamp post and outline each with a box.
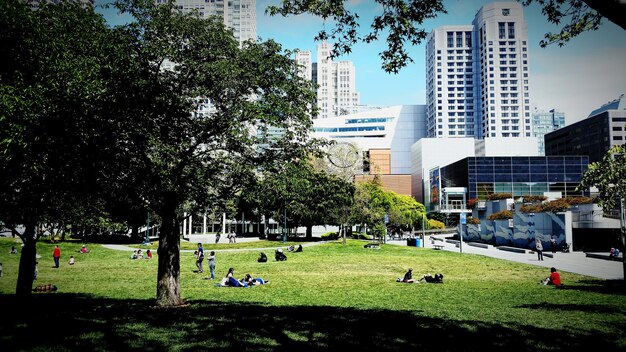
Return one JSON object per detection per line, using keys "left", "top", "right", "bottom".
{"left": 283, "top": 202, "right": 287, "bottom": 243}
{"left": 422, "top": 213, "right": 426, "bottom": 248}
{"left": 610, "top": 152, "right": 626, "bottom": 280}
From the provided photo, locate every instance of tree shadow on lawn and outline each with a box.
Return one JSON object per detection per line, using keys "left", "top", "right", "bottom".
{"left": 560, "top": 279, "right": 626, "bottom": 296}
{"left": 0, "top": 294, "right": 622, "bottom": 352}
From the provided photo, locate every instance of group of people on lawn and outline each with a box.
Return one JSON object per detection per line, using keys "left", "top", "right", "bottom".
{"left": 398, "top": 267, "right": 562, "bottom": 286}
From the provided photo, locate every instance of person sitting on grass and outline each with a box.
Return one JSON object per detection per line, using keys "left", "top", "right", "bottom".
{"left": 541, "top": 267, "right": 563, "bottom": 287}
{"left": 80, "top": 245, "right": 90, "bottom": 254}
{"left": 258, "top": 252, "right": 267, "bottom": 263}
{"left": 396, "top": 268, "right": 416, "bottom": 283}
{"left": 146, "top": 249, "right": 153, "bottom": 259}
{"left": 68, "top": 255, "right": 75, "bottom": 265}
{"left": 10, "top": 246, "right": 17, "bottom": 254}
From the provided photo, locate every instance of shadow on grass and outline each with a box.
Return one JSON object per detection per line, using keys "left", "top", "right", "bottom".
{"left": 562, "top": 279, "right": 626, "bottom": 296}
{"left": 0, "top": 294, "right": 623, "bottom": 352}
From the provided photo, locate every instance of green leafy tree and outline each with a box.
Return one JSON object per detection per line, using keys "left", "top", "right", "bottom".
{"left": 522, "top": 0, "right": 624, "bottom": 47}
{"left": 351, "top": 176, "right": 391, "bottom": 240}
{"left": 108, "top": 0, "right": 320, "bottom": 306}
{"left": 245, "top": 158, "right": 355, "bottom": 239}
{"left": 267, "top": 0, "right": 625, "bottom": 73}
{"left": 388, "top": 193, "right": 426, "bottom": 232}
{"left": 0, "top": 0, "right": 117, "bottom": 297}
{"left": 578, "top": 145, "right": 626, "bottom": 277}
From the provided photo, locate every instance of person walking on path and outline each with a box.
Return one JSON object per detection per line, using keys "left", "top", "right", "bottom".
{"left": 207, "top": 251, "right": 216, "bottom": 280}
{"left": 215, "top": 232, "right": 221, "bottom": 244}
{"left": 53, "top": 245, "right": 61, "bottom": 268}
{"left": 535, "top": 239, "right": 544, "bottom": 261}
{"left": 195, "top": 243, "right": 204, "bottom": 273}
{"left": 550, "top": 236, "right": 557, "bottom": 254}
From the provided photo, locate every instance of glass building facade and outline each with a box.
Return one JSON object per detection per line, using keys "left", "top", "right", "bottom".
{"left": 440, "top": 156, "right": 589, "bottom": 199}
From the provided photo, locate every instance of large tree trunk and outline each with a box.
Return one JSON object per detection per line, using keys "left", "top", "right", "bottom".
{"left": 16, "top": 222, "right": 37, "bottom": 297}
{"left": 131, "top": 224, "right": 139, "bottom": 242}
{"left": 156, "top": 207, "right": 184, "bottom": 307}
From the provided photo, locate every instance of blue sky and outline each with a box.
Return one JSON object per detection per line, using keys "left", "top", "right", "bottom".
{"left": 97, "top": 0, "right": 626, "bottom": 126}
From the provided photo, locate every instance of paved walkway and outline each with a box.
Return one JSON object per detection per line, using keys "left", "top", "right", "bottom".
{"left": 387, "top": 235, "right": 624, "bottom": 280}
{"left": 104, "top": 235, "right": 624, "bottom": 280}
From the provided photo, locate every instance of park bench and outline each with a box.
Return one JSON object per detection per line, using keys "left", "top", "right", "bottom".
{"left": 433, "top": 244, "right": 444, "bottom": 250}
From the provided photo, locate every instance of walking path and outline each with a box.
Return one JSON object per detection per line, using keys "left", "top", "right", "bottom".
{"left": 387, "top": 235, "right": 623, "bottom": 280}
{"left": 104, "top": 235, "right": 624, "bottom": 280}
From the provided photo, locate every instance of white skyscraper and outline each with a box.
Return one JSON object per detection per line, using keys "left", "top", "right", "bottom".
{"left": 162, "top": 0, "right": 256, "bottom": 45}
{"left": 295, "top": 50, "right": 312, "bottom": 81}
{"left": 297, "top": 42, "right": 360, "bottom": 119}
{"left": 426, "top": 2, "right": 531, "bottom": 139}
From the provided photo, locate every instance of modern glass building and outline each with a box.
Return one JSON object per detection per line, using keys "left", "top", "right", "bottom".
{"left": 439, "top": 156, "right": 589, "bottom": 200}
{"left": 532, "top": 108, "right": 565, "bottom": 155}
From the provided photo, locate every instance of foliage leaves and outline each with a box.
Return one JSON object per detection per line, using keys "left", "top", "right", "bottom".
{"left": 267, "top": 0, "right": 624, "bottom": 73}
{"left": 578, "top": 144, "right": 626, "bottom": 211}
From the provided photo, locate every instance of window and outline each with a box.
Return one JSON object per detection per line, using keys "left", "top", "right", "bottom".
{"left": 508, "top": 22, "right": 515, "bottom": 39}
{"left": 498, "top": 22, "right": 506, "bottom": 39}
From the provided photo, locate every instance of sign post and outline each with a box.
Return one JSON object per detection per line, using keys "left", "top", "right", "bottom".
{"left": 459, "top": 212, "right": 466, "bottom": 253}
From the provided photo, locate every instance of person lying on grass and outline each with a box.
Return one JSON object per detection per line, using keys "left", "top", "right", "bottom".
{"left": 420, "top": 273, "right": 444, "bottom": 284}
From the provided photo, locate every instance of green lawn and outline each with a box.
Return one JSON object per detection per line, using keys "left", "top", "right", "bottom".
{"left": 0, "top": 237, "right": 624, "bottom": 351}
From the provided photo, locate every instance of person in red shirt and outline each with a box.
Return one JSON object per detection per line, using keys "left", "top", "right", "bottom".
{"left": 52, "top": 245, "right": 61, "bottom": 268}
{"left": 548, "top": 267, "right": 562, "bottom": 286}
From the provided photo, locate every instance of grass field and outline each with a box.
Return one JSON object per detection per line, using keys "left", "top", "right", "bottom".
{"left": 0, "top": 237, "right": 625, "bottom": 351}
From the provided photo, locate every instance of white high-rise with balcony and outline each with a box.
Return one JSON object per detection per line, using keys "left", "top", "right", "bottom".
{"left": 163, "top": 0, "right": 256, "bottom": 45}
{"left": 426, "top": 2, "right": 531, "bottom": 139}
{"left": 296, "top": 42, "right": 360, "bottom": 119}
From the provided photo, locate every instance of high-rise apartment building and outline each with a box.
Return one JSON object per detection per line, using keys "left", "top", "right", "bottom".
{"left": 296, "top": 42, "right": 360, "bottom": 119}
{"left": 532, "top": 108, "right": 565, "bottom": 155}
{"left": 161, "top": 0, "right": 256, "bottom": 45}
{"left": 426, "top": 2, "right": 531, "bottom": 139}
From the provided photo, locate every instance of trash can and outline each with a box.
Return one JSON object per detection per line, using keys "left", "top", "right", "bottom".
{"left": 415, "top": 238, "right": 421, "bottom": 247}
{"left": 407, "top": 238, "right": 417, "bottom": 246}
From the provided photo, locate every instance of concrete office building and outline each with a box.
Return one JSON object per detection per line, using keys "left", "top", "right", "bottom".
{"left": 545, "top": 94, "right": 626, "bottom": 163}
{"left": 532, "top": 108, "right": 565, "bottom": 155}
{"left": 425, "top": 2, "right": 532, "bottom": 139}
{"left": 312, "top": 105, "right": 427, "bottom": 195}
{"left": 162, "top": 0, "right": 256, "bottom": 45}
{"left": 296, "top": 42, "right": 360, "bottom": 119}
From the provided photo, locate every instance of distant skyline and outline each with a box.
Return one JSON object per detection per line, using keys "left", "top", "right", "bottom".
{"left": 97, "top": 0, "right": 626, "bottom": 126}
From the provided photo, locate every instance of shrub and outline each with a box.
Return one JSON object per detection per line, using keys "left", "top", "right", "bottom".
{"left": 522, "top": 195, "right": 547, "bottom": 203}
{"left": 487, "top": 193, "right": 512, "bottom": 201}
{"left": 487, "top": 210, "right": 513, "bottom": 220}
{"left": 428, "top": 219, "right": 445, "bottom": 230}
{"left": 466, "top": 216, "right": 481, "bottom": 224}
{"left": 543, "top": 199, "right": 571, "bottom": 213}
{"left": 519, "top": 204, "right": 545, "bottom": 213}
{"left": 321, "top": 232, "right": 339, "bottom": 240}
{"left": 353, "top": 232, "right": 371, "bottom": 240}
{"left": 467, "top": 198, "right": 480, "bottom": 209}
{"left": 563, "top": 196, "right": 595, "bottom": 205}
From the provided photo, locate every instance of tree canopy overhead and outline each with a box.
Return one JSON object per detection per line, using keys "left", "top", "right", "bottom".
{"left": 109, "top": 0, "right": 323, "bottom": 306}
{"left": 0, "top": 0, "right": 118, "bottom": 296}
{"left": 267, "top": 0, "right": 625, "bottom": 73}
